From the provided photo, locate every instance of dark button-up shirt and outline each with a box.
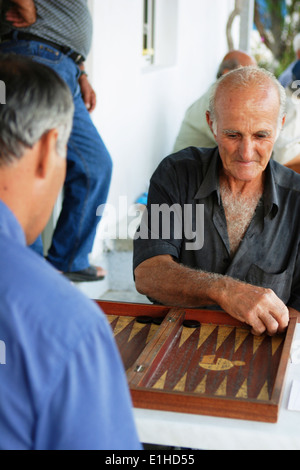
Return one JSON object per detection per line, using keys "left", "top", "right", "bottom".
{"left": 133, "top": 147, "right": 300, "bottom": 311}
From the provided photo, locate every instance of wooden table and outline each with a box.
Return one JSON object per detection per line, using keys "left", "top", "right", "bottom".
{"left": 96, "top": 300, "right": 299, "bottom": 444}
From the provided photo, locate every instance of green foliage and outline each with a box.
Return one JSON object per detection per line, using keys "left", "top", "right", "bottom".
{"left": 254, "top": 0, "right": 300, "bottom": 76}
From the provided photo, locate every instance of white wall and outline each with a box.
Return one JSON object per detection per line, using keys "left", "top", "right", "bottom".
{"left": 87, "top": 0, "right": 236, "bottom": 248}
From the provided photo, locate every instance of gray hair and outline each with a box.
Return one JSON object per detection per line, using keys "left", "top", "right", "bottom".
{"left": 0, "top": 54, "right": 74, "bottom": 166}
{"left": 208, "top": 66, "right": 286, "bottom": 135}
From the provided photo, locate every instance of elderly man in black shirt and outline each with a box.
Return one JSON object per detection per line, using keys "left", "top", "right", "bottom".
{"left": 134, "top": 66, "right": 300, "bottom": 336}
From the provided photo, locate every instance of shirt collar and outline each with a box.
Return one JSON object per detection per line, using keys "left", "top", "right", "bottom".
{"left": 194, "top": 148, "right": 221, "bottom": 202}
{"left": 194, "top": 149, "right": 279, "bottom": 217}
{"left": 263, "top": 161, "right": 279, "bottom": 218}
{"left": 0, "top": 200, "right": 26, "bottom": 246}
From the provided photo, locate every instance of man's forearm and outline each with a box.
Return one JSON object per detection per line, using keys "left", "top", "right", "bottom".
{"left": 135, "top": 255, "right": 226, "bottom": 308}
{"left": 11, "top": 0, "right": 35, "bottom": 9}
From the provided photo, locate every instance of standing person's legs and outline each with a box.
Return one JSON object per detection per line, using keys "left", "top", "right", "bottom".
{"left": 47, "top": 89, "right": 113, "bottom": 276}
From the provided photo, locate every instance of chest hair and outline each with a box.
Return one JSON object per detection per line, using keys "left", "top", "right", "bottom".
{"left": 220, "top": 183, "right": 262, "bottom": 257}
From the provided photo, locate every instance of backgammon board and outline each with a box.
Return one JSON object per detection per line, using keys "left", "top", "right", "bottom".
{"left": 96, "top": 301, "right": 298, "bottom": 423}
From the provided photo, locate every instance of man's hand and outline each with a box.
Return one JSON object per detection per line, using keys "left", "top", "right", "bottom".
{"left": 216, "top": 279, "right": 290, "bottom": 336}
{"left": 6, "top": 0, "right": 37, "bottom": 28}
{"left": 79, "top": 73, "right": 96, "bottom": 113}
{"left": 135, "top": 255, "right": 290, "bottom": 336}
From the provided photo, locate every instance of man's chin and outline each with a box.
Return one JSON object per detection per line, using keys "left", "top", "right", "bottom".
{"left": 230, "top": 162, "right": 263, "bottom": 181}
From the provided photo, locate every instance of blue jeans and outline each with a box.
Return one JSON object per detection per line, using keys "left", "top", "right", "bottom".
{"left": 0, "top": 38, "right": 112, "bottom": 272}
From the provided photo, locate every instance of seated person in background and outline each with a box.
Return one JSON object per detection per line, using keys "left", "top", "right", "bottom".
{"left": 134, "top": 66, "right": 300, "bottom": 337}
{"left": 173, "top": 50, "right": 257, "bottom": 153}
{"left": 273, "top": 59, "right": 300, "bottom": 173}
{"left": 278, "top": 32, "right": 300, "bottom": 88}
{"left": 0, "top": 55, "right": 141, "bottom": 451}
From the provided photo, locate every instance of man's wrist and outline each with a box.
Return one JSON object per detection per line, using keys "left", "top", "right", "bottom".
{"left": 205, "top": 274, "right": 235, "bottom": 307}
{"left": 79, "top": 70, "right": 88, "bottom": 79}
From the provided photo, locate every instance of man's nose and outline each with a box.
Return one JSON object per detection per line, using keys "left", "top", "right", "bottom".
{"left": 239, "top": 138, "right": 255, "bottom": 162}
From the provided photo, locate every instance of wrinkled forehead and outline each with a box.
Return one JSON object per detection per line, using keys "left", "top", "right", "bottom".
{"left": 214, "top": 80, "right": 281, "bottom": 120}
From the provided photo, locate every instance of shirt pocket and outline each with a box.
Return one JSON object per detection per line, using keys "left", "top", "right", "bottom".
{"left": 245, "top": 264, "right": 292, "bottom": 303}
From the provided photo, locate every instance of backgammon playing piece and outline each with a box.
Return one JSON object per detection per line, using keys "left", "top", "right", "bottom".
{"left": 136, "top": 316, "right": 153, "bottom": 324}
{"left": 183, "top": 319, "right": 201, "bottom": 328}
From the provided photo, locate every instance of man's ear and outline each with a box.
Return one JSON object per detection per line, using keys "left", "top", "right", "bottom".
{"left": 274, "top": 115, "right": 286, "bottom": 142}
{"left": 206, "top": 111, "right": 216, "bottom": 137}
{"left": 35, "top": 129, "right": 59, "bottom": 179}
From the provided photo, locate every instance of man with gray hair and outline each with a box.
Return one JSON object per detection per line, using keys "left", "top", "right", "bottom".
{"left": 0, "top": 55, "right": 141, "bottom": 450}
{"left": 134, "top": 65, "right": 300, "bottom": 337}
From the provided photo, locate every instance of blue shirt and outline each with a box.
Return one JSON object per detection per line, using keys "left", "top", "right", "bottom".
{"left": 278, "top": 61, "right": 296, "bottom": 88}
{"left": 0, "top": 202, "right": 141, "bottom": 450}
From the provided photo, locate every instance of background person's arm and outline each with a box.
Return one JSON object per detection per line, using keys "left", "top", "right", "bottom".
{"left": 78, "top": 64, "right": 97, "bottom": 113}
{"left": 5, "top": 0, "right": 37, "bottom": 28}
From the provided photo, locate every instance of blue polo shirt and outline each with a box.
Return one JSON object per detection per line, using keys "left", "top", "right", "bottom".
{"left": 0, "top": 201, "right": 141, "bottom": 450}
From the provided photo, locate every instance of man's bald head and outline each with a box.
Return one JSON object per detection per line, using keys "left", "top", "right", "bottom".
{"left": 217, "top": 50, "right": 257, "bottom": 78}
{"left": 209, "top": 65, "right": 286, "bottom": 134}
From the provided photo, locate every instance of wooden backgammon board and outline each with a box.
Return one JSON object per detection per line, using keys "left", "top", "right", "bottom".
{"left": 96, "top": 300, "right": 299, "bottom": 423}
